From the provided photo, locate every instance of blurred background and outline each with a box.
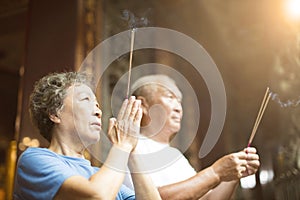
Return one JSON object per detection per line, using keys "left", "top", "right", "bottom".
{"left": 0, "top": 0, "right": 300, "bottom": 199}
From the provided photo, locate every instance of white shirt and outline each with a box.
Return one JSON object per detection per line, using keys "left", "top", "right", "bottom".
{"left": 124, "top": 136, "right": 197, "bottom": 189}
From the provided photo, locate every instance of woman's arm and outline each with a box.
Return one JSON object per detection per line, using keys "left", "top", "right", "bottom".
{"left": 129, "top": 154, "right": 162, "bottom": 200}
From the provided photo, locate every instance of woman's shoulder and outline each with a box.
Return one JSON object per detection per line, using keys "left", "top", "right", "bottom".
{"left": 20, "top": 147, "right": 54, "bottom": 157}
{"left": 18, "top": 147, "right": 60, "bottom": 166}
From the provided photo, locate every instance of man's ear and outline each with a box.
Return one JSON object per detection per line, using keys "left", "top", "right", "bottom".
{"left": 137, "top": 96, "right": 149, "bottom": 115}
{"left": 49, "top": 113, "right": 61, "bottom": 124}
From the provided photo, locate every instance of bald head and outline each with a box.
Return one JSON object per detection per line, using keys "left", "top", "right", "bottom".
{"left": 131, "top": 74, "right": 182, "bottom": 101}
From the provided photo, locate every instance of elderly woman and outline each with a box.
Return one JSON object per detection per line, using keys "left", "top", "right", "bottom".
{"left": 13, "top": 72, "right": 161, "bottom": 200}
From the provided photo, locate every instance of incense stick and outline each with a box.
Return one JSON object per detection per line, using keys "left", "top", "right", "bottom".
{"left": 126, "top": 29, "right": 136, "bottom": 99}
{"left": 247, "top": 87, "right": 271, "bottom": 147}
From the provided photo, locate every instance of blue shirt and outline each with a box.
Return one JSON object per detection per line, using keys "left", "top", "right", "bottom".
{"left": 14, "top": 147, "right": 135, "bottom": 200}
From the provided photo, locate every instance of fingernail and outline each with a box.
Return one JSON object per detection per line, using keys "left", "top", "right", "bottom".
{"left": 130, "top": 96, "right": 136, "bottom": 101}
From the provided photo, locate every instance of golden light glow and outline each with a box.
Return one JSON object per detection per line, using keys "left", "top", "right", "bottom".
{"left": 18, "top": 137, "right": 40, "bottom": 151}
{"left": 22, "top": 137, "right": 31, "bottom": 145}
{"left": 285, "top": 0, "right": 300, "bottom": 19}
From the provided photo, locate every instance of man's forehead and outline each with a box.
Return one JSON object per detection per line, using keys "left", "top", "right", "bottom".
{"left": 132, "top": 75, "right": 182, "bottom": 99}
{"left": 156, "top": 83, "right": 182, "bottom": 100}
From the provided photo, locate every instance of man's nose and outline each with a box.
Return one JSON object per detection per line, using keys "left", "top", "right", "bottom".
{"left": 174, "top": 101, "right": 182, "bottom": 113}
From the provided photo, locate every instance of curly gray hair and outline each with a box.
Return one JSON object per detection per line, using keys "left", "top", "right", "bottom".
{"left": 29, "top": 71, "right": 89, "bottom": 142}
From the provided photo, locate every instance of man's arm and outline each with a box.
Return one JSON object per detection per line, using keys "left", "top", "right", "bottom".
{"left": 199, "top": 147, "right": 259, "bottom": 200}
{"left": 199, "top": 181, "right": 239, "bottom": 200}
{"left": 157, "top": 147, "right": 260, "bottom": 200}
{"left": 158, "top": 167, "right": 220, "bottom": 200}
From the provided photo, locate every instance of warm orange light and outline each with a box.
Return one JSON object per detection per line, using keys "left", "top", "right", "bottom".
{"left": 285, "top": 0, "right": 300, "bottom": 19}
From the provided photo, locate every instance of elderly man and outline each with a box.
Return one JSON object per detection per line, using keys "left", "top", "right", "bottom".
{"left": 124, "top": 74, "right": 260, "bottom": 200}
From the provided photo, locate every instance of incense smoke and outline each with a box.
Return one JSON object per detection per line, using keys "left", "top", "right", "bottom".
{"left": 270, "top": 92, "right": 300, "bottom": 108}
{"left": 121, "top": 9, "right": 151, "bottom": 28}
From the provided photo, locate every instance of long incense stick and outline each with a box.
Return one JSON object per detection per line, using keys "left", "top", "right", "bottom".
{"left": 247, "top": 87, "right": 271, "bottom": 147}
{"left": 126, "top": 29, "right": 136, "bottom": 99}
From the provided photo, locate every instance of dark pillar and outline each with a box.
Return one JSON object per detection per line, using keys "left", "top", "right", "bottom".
{"left": 17, "top": 0, "right": 79, "bottom": 150}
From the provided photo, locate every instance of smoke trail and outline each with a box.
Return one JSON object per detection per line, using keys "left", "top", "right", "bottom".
{"left": 121, "top": 9, "right": 151, "bottom": 28}
{"left": 270, "top": 92, "right": 300, "bottom": 108}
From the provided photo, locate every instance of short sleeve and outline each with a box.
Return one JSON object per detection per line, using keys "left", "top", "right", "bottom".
{"left": 14, "top": 148, "right": 80, "bottom": 200}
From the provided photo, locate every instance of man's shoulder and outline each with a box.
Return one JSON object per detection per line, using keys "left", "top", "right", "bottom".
{"left": 136, "top": 137, "right": 169, "bottom": 153}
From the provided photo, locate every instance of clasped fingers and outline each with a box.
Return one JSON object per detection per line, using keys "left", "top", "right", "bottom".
{"left": 118, "top": 96, "right": 142, "bottom": 123}
{"left": 116, "top": 119, "right": 140, "bottom": 138}
{"left": 107, "top": 119, "right": 139, "bottom": 152}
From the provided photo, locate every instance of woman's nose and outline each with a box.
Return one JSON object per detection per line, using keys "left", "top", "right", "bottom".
{"left": 95, "top": 108, "right": 102, "bottom": 118}
{"left": 95, "top": 103, "right": 102, "bottom": 118}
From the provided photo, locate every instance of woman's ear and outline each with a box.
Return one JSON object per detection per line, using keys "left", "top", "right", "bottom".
{"left": 137, "top": 96, "right": 149, "bottom": 115}
{"left": 49, "top": 113, "right": 61, "bottom": 124}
